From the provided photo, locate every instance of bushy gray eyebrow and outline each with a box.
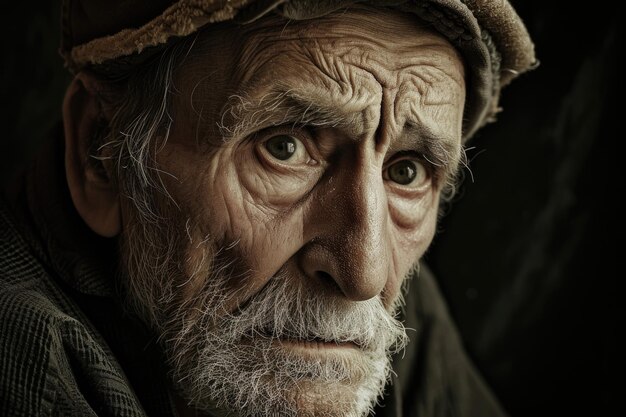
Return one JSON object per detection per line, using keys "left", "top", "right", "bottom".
{"left": 217, "top": 88, "right": 364, "bottom": 141}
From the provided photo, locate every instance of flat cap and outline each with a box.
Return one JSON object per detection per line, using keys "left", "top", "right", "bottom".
{"left": 60, "top": 0, "right": 537, "bottom": 139}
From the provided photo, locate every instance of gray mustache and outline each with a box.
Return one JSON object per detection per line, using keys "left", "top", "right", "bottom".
{"left": 213, "top": 273, "right": 408, "bottom": 354}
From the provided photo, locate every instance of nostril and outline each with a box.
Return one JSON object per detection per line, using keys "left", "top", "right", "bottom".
{"left": 315, "top": 270, "right": 333, "bottom": 282}
{"left": 314, "top": 270, "right": 342, "bottom": 293}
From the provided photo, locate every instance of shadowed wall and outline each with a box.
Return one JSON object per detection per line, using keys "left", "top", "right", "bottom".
{"left": 427, "top": 2, "right": 623, "bottom": 415}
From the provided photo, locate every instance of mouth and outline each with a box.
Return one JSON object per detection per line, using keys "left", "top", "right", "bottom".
{"left": 252, "top": 328, "right": 362, "bottom": 351}
{"left": 275, "top": 338, "right": 359, "bottom": 350}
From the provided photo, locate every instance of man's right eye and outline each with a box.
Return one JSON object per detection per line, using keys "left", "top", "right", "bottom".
{"left": 259, "top": 134, "right": 313, "bottom": 166}
{"left": 265, "top": 135, "right": 298, "bottom": 160}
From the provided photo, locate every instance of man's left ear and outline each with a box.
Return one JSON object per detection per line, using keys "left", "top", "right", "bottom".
{"left": 63, "top": 72, "right": 121, "bottom": 238}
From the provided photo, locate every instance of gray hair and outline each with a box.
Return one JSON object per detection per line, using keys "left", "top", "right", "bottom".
{"left": 89, "top": 38, "right": 196, "bottom": 223}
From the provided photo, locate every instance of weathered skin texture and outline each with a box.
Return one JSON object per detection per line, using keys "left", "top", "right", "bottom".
{"left": 109, "top": 7, "right": 466, "bottom": 417}
{"left": 151, "top": 7, "right": 466, "bottom": 317}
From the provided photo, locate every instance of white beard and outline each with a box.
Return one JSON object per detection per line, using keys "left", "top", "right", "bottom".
{"left": 120, "top": 216, "right": 408, "bottom": 417}
{"left": 169, "top": 272, "right": 407, "bottom": 416}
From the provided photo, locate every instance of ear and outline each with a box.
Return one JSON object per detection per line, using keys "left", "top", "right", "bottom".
{"left": 63, "top": 72, "right": 121, "bottom": 238}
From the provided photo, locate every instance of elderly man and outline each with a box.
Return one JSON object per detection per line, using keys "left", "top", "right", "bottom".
{"left": 0, "top": 0, "right": 535, "bottom": 416}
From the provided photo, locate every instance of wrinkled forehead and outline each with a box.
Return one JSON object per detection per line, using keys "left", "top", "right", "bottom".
{"left": 238, "top": 6, "right": 464, "bottom": 78}
{"left": 172, "top": 6, "right": 465, "bottom": 129}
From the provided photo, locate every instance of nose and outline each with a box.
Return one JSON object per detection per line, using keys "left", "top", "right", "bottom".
{"left": 299, "top": 162, "right": 390, "bottom": 301}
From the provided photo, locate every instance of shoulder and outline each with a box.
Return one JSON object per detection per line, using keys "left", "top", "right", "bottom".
{"left": 1, "top": 201, "right": 86, "bottom": 415}
{"left": 0, "top": 202, "right": 146, "bottom": 417}
{"left": 394, "top": 263, "right": 509, "bottom": 417}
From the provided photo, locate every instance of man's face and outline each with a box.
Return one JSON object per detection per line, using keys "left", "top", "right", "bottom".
{"left": 119, "top": 6, "right": 465, "bottom": 417}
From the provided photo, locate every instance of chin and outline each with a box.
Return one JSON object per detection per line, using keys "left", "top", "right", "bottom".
{"left": 287, "top": 381, "right": 379, "bottom": 417}
{"left": 172, "top": 335, "right": 392, "bottom": 417}
{"left": 276, "top": 340, "right": 391, "bottom": 417}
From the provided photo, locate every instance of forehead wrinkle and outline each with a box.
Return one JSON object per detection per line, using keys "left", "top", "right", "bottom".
{"left": 403, "top": 60, "right": 465, "bottom": 92}
{"left": 298, "top": 39, "right": 462, "bottom": 91}
{"left": 398, "top": 76, "right": 464, "bottom": 119}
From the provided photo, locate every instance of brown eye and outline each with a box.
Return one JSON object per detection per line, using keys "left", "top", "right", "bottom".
{"left": 265, "top": 135, "right": 298, "bottom": 160}
{"left": 388, "top": 160, "right": 419, "bottom": 185}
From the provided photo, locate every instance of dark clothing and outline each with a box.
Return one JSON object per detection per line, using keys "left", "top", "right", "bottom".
{"left": 0, "top": 133, "right": 507, "bottom": 416}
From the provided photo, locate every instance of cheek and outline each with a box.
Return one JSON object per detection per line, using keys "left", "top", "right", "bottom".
{"left": 387, "top": 187, "right": 437, "bottom": 230}
{"left": 189, "top": 148, "right": 312, "bottom": 281}
{"left": 393, "top": 197, "right": 438, "bottom": 255}
{"left": 384, "top": 192, "right": 439, "bottom": 297}
{"left": 157, "top": 142, "right": 312, "bottom": 287}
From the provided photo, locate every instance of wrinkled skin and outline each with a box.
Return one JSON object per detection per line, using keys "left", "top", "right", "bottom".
{"left": 122, "top": 6, "right": 465, "bottom": 417}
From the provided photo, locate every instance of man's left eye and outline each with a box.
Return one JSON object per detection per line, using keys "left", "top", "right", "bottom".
{"left": 385, "top": 158, "right": 430, "bottom": 188}
{"left": 261, "top": 134, "right": 310, "bottom": 165}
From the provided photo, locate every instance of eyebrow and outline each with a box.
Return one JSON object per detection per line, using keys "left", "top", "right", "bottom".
{"left": 398, "top": 123, "right": 461, "bottom": 172}
{"left": 217, "top": 88, "right": 364, "bottom": 141}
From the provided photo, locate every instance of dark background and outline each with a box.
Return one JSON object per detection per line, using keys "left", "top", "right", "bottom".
{"left": 1, "top": 1, "right": 623, "bottom": 416}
